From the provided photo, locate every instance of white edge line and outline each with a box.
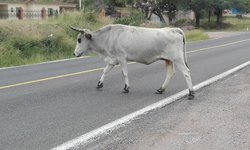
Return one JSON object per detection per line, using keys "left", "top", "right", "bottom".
{"left": 187, "top": 39, "right": 250, "bottom": 54}
{"left": 194, "top": 61, "right": 250, "bottom": 91}
{"left": 0, "top": 56, "right": 93, "bottom": 70}
{"left": 52, "top": 60, "right": 250, "bottom": 150}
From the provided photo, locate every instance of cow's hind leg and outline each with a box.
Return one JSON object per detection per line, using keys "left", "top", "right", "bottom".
{"left": 97, "top": 63, "right": 115, "bottom": 89}
{"left": 175, "top": 60, "right": 194, "bottom": 100}
{"left": 156, "top": 59, "right": 175, "bottom": 94}
{"left": 118, "top": 57, "right": 130, "bottom": 93}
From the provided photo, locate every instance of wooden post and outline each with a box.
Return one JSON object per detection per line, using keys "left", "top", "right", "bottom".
{"left": 17, "top": 7, "right": 24, "bottom": 19}
{"left": 41, "top": 8, "right": 47, "bottom": 20}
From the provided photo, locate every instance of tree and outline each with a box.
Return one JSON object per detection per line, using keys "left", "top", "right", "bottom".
{"left": 180, "top": 0, "right": 209, "bottom": 27}
{"left": 82, "top": 0, "right": 94, "bottom": 10}
{"left": 125, "top": 0, "right": 135, "bottom": 6}
{"left": 104, "top": 0, "right": 126, "bottom": 7}
{"left": 212, "top": 0, "right": 230, "bottom": 28}
{"left": 206, "top": 0, "right": 213, "bottom": 23}
{"left": 153, "top": 0, "right": 177, "bottom": 24}
{"left": 230, "top": 0, "right": 250, "bottom": 14}
{"left": 137, "top": 0, "right": 177, "bottom": 24}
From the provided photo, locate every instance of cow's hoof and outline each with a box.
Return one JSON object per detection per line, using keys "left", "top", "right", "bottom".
{"left": 122, "top": 90, "right": 129, "bottom": 93}
{"left": 122, "top": 85, "right": 130, "bottom": 93}
{"left": 97, "top": 81, "right": 103, "bottom": 89}
{"left": 188, "top": 90, "right": 195, "bottom": 100}
{"left": 155, "top": 88, "right": 165, "bottom": 94}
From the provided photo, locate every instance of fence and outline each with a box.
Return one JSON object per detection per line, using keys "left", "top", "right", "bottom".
{"left": 0, "top": 10, "right": 59, "bottom": 20}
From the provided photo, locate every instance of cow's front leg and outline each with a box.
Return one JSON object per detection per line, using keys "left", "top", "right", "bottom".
{"left": 97, "top": 63, "right": 115, "bottom": 89}
{"left": 118, "top": 57, "right": 130, "bottom": 93}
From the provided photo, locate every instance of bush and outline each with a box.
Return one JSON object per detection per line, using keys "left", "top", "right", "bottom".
{"left": 85, "top": 12, "right": 98, "bottom": 22}
{"left": 0, "top": 28, "right": 12, "bottom": 42}
{"left": 113, "top": 12, "right": 145, "bottom": 26}
{"left": 174, "top": 19, "right": 194, "bottom": 27}
{"left": 200, "top": 21, "right": 232, "bottom": 30}
{"left": 0, "top": 11, "right": 111, "bottom": 67}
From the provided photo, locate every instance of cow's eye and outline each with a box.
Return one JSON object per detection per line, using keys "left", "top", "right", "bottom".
{"left": 78, "top": 38, "right": 81, "bottom": 43}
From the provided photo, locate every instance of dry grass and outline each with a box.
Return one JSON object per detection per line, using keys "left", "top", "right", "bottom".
{"left": 0, "top": 11, "right": 111, "bottom": 67}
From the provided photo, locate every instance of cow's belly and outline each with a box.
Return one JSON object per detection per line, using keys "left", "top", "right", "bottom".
{"left": 129, "top": 57, "right": 160, "bottom": 65}
{"left": 126, "top": 49, "right": 163, "bottom": 65}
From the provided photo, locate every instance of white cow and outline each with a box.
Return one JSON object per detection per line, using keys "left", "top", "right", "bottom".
{"left": 71, "top": 24, "right": 194, "bottom": 99}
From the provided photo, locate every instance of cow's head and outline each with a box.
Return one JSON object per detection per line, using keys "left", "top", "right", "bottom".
{"left": 70, "top": 26, "right": 93, "bottom": 57}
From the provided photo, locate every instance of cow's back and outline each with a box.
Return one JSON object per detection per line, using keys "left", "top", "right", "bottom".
{"left": 107, "top": 25, "right": 183, "bottom": 64}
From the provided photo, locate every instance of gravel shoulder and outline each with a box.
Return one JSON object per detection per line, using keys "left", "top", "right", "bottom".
{"left": 206, "top": 32, "right": 247, "bottom": 39}
{"left": 83, "top": 66, "right": 250, "bottom": 150}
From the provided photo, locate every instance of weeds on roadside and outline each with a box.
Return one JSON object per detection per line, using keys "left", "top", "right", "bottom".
{"left": 113, "top": 12, "right": 145, "bottom": 26}
{"left": 0, "top": 11, "right": 111, "bottom": 67}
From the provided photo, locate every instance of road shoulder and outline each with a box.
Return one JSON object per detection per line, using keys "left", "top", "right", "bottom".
{"left": 83, "top": 66, "right": 250, "bottom": 150}
{"left": 206, "top": 31, "right": 246, "bottom": 39}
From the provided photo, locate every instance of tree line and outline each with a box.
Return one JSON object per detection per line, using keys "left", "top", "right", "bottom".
{"left": 83, "top": 0, "right": 250, "bottom": 27}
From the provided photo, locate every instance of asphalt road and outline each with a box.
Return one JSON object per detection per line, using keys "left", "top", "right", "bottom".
{"left": 84, "top": 66, "right": 250, "bottom": 150}
{"left": 0, "top": 32, "right": 250, "bottom": 150}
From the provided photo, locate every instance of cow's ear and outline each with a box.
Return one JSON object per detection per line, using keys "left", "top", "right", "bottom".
{"left": 85, "top": 33, "right": 92, "bottom": 40}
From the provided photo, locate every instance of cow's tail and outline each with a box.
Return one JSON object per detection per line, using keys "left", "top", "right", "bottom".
{"left": 174, "top": 28, "right": 188, "bottom": 68}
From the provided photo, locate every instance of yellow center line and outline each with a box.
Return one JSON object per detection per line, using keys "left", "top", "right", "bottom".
{"left": 0, "top": 68, "right": 103, "bottom": 90}
{"left": 0, "top": 38, "right": 249, "bottom": 90}
{"left": 0, "top": 62, "right": 136, "bottom": 90}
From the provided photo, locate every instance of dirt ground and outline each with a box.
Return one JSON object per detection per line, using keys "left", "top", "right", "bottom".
{"left": 206, "top": 32, "right": 246, "bottom": 39}
{"left": 83, "top": 66, "right": 250, "bottom": 150}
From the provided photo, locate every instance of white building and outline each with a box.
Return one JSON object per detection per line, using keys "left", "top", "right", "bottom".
{"left": 0, "top": 1, "right": 76, "bottom": 19}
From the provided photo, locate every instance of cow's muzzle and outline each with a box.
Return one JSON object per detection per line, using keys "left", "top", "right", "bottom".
{"left": 73, "top": 53, "right": 81, "bottom": 57}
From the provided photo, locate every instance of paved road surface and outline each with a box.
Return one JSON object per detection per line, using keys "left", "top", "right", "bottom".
{"left": 0, "top": 32, "right": 250, "bottom": 150}
{"left": 84, "top": 66, "right": 250, "bottom": 150}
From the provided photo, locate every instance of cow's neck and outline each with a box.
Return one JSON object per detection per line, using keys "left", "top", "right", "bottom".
{"left": 90, "top": 26, "right": 111, "bottom": 56}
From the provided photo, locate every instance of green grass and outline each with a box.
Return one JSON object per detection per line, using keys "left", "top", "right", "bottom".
{"left": 186, "top": 30, "right": 209, "bottom": 42}
{"left": 0, "top": 20, "right": 74, "bottom": 67}
{"left": 200, "top": 16, "right": 250, "bottom": 31}
{"left": 0, "top": 11, "right": 111, "bottom": 68}
{"left": 223, "top": 16, "right": 250, "bottom": 31}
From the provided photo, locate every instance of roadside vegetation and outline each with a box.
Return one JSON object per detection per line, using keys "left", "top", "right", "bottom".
{"left": 185, "top": 30, "right": 209, "bottom": 42}
{"left": 0, "top": 11, "right": 111, "bottom": 67}
{"left": 0, "top": 0, "right": 249, "bottom": 67}
{"left": 201, "top": 16, "right": 250, "bottom": 31}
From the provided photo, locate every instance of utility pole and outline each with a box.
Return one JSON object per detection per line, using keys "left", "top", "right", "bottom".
{"left": 79, "top": 0, "right": 82, "bottom": 10}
